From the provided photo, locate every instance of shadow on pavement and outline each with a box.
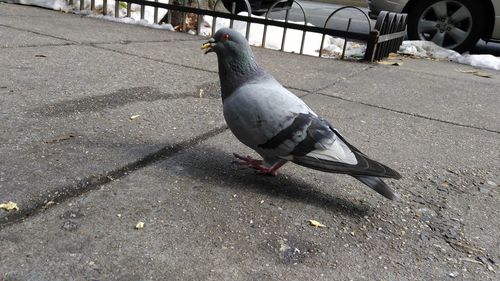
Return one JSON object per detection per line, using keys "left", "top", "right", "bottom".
{"left": 159, "top": 146, "right": 372, "bottom": 218}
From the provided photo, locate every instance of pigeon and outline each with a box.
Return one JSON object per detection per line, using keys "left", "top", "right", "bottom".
{"left": 202, "top": 28, "right": 401, "bottom": 200}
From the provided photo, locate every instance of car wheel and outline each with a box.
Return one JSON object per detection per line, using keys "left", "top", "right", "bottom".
{"left": 407, "top": 0, "right": 485, "bottom": 53}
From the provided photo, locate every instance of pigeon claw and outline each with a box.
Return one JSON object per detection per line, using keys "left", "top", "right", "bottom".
{"left": 254, "top": 166, "right": 279, "bottom": 177}
{"left": 232, "top": 153, "right": 280, "bottom": 176}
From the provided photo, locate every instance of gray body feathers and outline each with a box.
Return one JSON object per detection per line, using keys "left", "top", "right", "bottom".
{"left": 208, "top": 28, "right": 401, "bottom": 200}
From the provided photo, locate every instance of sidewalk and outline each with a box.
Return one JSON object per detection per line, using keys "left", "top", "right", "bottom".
{"left": 1, "top": 3, "right": 499, "bottom": 280}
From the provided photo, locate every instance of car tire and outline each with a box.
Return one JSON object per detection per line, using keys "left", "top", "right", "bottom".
{"left": 407, "top": 0, "right": 485, "bottom": 53}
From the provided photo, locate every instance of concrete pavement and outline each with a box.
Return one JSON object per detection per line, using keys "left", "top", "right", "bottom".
{"left": 1, "top": 3, "right": 499, "bottom": 280}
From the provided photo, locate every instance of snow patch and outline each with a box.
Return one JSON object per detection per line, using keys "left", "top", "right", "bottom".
{"left": 400, "top": 41, "right": 500, "bottom": 71}
{"left": 16, "top": 0, "right": 499, "bottom": 68}
{"left": 88, "top": 14, "right": 174, "bottom": 30}
{"left": 200, "top": 13, "right": 366, "bottom": 59}
{"left": 15, "top": 0, "right": 70, "bottom": 11}
{"left": 15, "top": 0, "right": 367, "bottom": 59}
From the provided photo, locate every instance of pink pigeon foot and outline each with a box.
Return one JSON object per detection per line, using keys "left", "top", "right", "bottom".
{"left": 232, "top": 153, "right": 286, "bottom": 176}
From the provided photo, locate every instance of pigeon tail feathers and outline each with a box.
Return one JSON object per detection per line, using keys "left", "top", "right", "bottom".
{"left": 354, "top": 176, "right": 399, "bottom": 200}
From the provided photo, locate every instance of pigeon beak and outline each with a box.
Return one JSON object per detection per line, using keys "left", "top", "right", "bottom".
{"left": 201, "top": 38, "right": 215, "bottom": 54}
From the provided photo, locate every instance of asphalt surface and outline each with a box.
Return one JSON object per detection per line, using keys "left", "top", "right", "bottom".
{"left": 1, "top": 3, "right": 499, "bottom": 280}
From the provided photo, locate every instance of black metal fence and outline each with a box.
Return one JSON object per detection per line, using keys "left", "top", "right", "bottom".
{"left": 69, "top": 0, "right": 407, "bottom": 61}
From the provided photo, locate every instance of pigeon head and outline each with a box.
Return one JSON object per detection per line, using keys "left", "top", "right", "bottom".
{"left": 202, "top": 28, "right": 267, "bottom": 100}
{"left": 201, "top": 28, "right": 252, "bottom": 57}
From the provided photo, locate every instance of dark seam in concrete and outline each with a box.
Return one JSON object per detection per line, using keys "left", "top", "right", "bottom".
{"left": 0, "top": 38, "right": 203, "bottom": 49}
{"left": 0, "top": 22, "right": 203, "bottom": 46}
{"left": 0, "top": 125, "right": 228, "bottom": 228}
{"left": 0, "top": 42, "right": 77, "bottom": 49}
{"left": 288, "top": 64, "right": 498, "bottom": 135}
{"left": 89, "top": 43, "right": 218, "bottom": 74}
{"left": 286, "top": 65, "right": 373, "bottom": 94}
{"left": 92, "top": 38, "right": 203, "bottom": 46}
{"left": 0, "top": 23, "right": 78, "bottom": 43}
{"left": 312, "top": 65, "right": 374, "bottom": 93}
{"left": 315, "top": 93, "right": 500, "bottom": 134}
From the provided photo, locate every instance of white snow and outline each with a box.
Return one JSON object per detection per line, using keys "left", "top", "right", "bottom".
{"left": 12, "top": 0, "right": 500, "bottom": 69}
{"left": 199, "top": 13, "right": 366, "bottom": 58}
{"left": 399, "top": 40, "right": 500, "bottom": 71}
{"left": 87, "top": 14, "right": 174, "bottom": 30}
{"left": 15, "top": 0, "right": 171, "bottom": 28}
{"left": 15, "top": 0, "right": 70, "bottom": 11}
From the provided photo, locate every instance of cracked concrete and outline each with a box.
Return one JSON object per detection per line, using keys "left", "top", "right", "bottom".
{"left": 0, "top": 3, "right": 499, "bottom": 281}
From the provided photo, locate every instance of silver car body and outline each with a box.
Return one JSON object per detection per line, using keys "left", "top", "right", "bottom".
{"left": 367, "top": 0, "right": 500, "bottom": 40}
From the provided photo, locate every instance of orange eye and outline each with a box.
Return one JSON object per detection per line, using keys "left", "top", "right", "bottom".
{"left": 223, "top": 33, "right": 230, "bottom": 41}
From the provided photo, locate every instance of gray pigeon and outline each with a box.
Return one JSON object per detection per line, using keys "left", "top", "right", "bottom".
{"left": 202, "top": 28, "right": 401, "bottom": 200}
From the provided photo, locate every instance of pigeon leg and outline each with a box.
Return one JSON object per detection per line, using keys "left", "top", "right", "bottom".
{"left": 233, "top": 153, "right": 263, "bottom": 166}
{"left": 254, "top": 160, "right": 287, "bottom": 176}
{"left": 232, "top": 153, "right": 286, "bottom": 176}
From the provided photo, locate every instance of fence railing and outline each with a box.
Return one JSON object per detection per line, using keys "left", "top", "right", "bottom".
{"left": 69, "top": 0, "right": 407, "bottom": 61}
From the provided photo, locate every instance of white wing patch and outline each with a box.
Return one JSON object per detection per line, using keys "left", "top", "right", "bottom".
{"left": 305, "top": 139, "right": 357, "bottom": 165}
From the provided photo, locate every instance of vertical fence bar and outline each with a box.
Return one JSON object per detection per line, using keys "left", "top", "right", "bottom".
{"left": 127, "top": 1, "right": 131, "bottom": 17}
{"left": 211, "top": 17, "right": 216, "bottom": 35}
{"left": 196, "top": 13, "right": 202, "bottom": 34}
{"left": 181, "top": 0, "right": 187, "bottom": 32}
{"left": 363, "top": 30, "right": 379, "bottom": 62}
{"left": 341, "top": 18, "right": 352, "bottom": 60}
{"left": 230, "top": 2, "right": 236, "bottom": 29}
{"left": 140, "top": 3, "right": 145, "bottom": 19}
{"left": 262, "top": 13, "right": 268, "bottom": 48}
{"left": 115, "top": 0, "right": 119, "bottom": 17}
{"left": 103, "top": 0, "right": 107, "bottom": 15}
{"left": 319, "top": 34, "right": 326, "bottom": 57}
{"left": 69, "top": 0, "right": 73, "bottom": 6}
{"left": 80, "top": 0, "right": 84, "bottom": 10}
{"left": 154, "top": 0, "right": 159, "bottom": 23}
{"left": 280, "top": 9, "right": 290, "bottom": 51}
{"left": 167, "top": 0, "right": 173, "bottom": 24}
{"left": 299, "top": 31, "right": 306, "bottom": 54}
{"left": 91, "top": 0, "right": 95, "bottom": 10}
{"left": 245, "top": 14, "right": 250, "bottom": 39}
{"left": 195, "top": 0, "right": 201, "bottom": 35}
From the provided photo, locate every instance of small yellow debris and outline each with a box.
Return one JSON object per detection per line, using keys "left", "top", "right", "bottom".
{"left": 458, "top": 69, "right": 493, "bottom": 78}
{"left": 308, "top": 219, "right": 326, "bottom": 228}
{"left": 199, "top": 89, "right": 204, "bottom": 98}
{"left": 129, "top": 114, "right": 140, "bottom": 120}
{"left": 135, "top": 221, "right": 145, "bottom": 229}
{"left": 278, "top": 239, "right": 290, "bottom": 252}
{"left": 472, "top": 71, "right": 493, "bottom": 78}
{"left": 0, "top": 201, "right": 19, "bottom": 211}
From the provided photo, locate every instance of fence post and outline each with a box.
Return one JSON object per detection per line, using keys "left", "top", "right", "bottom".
{"left": 364, "top": 30, "right": 379, "bottom": 62}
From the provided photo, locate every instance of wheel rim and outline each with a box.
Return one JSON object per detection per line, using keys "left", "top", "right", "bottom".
{"left": 417, "top": 0, "right": 473, "bottom": 49}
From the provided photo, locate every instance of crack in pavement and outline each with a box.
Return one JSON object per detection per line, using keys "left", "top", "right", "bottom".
{"left": 0, "top": 42, "right": 77, "bottom": 49}
{"left": 313, "top": 93, "right": 500, "bottom": 134}
{"left": 2, "top": 9, "right": 497, "bottom": 135}
{"left": 288, "top": 64, "right": 500, "bottom": 135}
{"left": 0, "top": 23, "right": 202, "bottom": 48}
{"left": 3, "top": 15, "right": 496, "bottom": 228}
{"left": 89, "top": 43, "right": 218, "bottom": 75}
{"left": 0, "top": 23, "right": 79, "bottom": 43}
{"left": 0, "top": 125, "right": 228, "bottom": 228}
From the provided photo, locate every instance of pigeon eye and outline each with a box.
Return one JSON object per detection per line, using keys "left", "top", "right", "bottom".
{"left": 223, "top": 33, "right": 230, "bottom": 41}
